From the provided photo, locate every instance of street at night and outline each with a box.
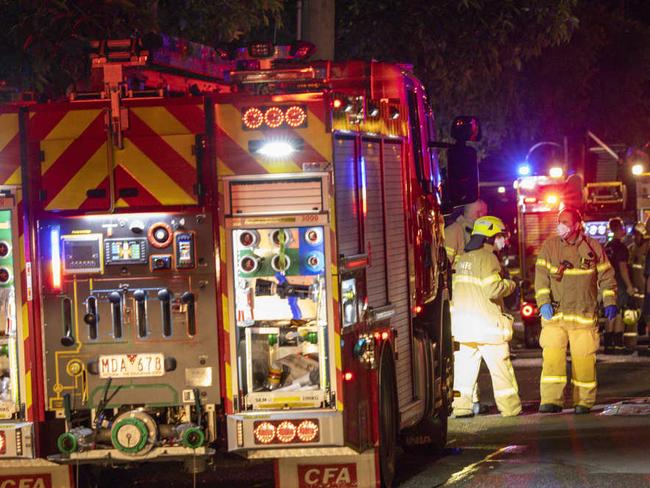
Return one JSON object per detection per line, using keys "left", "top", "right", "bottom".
{"left": 4, "top": 2, "right": 650, "bottom": 487}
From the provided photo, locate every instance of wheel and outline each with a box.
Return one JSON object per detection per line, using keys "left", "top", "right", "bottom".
{"left": 379, "top": 349, "right": 398, "bottom": 488}
{"left": 524, "top": 322, "right": 540, "bottom": 349}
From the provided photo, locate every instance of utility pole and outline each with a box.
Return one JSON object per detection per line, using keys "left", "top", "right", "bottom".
{"left": 299, "top": 0, "right": 335, "bottom": 60}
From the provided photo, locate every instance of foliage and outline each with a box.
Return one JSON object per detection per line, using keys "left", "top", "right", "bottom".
{"left": 336, "top": 0, "right": 578, "bottom": 151}
{"left": 0, "top": 0, "right": 283, "bottom": 95}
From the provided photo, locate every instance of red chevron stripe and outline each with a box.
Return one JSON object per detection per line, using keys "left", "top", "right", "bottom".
{"left": 126, "top": 113, "right": 197, "bottom": 196}
{"left": 26, "top": 108, "right": 69, "bottom": 142}
{"left": 113, "top": 166, "right": 161, "bottom": 206}
{"left": 165, "top": 103, "right": 206, "bottom": 134}
{"left": 78, "top": 176, "right": 111, "bottom": 211}
{"left": 0, "top": 135, "right": 20, "bottom": 184}
{"left": 215, "top": 126, "right": 267, "bottom": 175}
{"left": 40, "top": 114, "right": 107, "bottom": 206}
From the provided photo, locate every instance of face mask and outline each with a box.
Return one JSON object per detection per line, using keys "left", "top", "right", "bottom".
{"left": 494, "top": 236, "right": 506, "bottom": 251}
{"left": 557, "top": 223, "right": 572, "bottom": 239}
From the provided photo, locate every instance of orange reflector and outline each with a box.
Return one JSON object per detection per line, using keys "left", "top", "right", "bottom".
{"left": 343, "top": 371, "right": 354, "bottom": 381}
{"left": 242, "top": 107, "right": 264, "bottom": 129}
{"left": 264, "top": 107, "right": 284, "bottom": 128}
{"left": 414, "top": 305, "right": 422, "bottom": 314}
{"left": 524, "top": 197, "right": 537, "bottom": 204}
{"left": 285, "top": 105, "right": 307, "bottom": 127}
{"left": 333, "top": 99, "right": 343, "bottom": 109}
{"left": 381, "top": 331, "right": 390, "bottom": 340}
{"left": 374, "top": 332, "right": 381, "bottom": 340}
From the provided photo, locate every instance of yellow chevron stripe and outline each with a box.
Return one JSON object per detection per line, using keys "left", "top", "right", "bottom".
{"left": 25, "top": 370, "right": 32, "bottom": 412}
{"left": 225, "top": 361, "right": 233, "bottom": 408}
{"left": 131, "top": 106, "right": 201, "bottom": 136}
{"left": 294, "top": 110, "right": 332, "bottom": 161}
{"left": 115, "top": 139, "right": 194, "bottom": 205}
{"left": 46, "top": 144, "right": 108, "bottom": 210}
{"left": 0, "top": 113, "right": 19, "bottom": 153}
{"left": 43, "top": 109, "right": 101, "bottom": 141}
{"left": 217, "top": 104, "right": 301, "bottom": 173}
{"left": 116, "top": 198, "right": 129, "bottom": 207}
{"left": 217, "top": 158, "right": 235, "bottom": 176}
{"left": 19, "top": 235, "right": 25, "bottom": 272}
{"left": 162, "top": 134, "right": 196, "bottom": 167}
{"left": 221, "top": 293, "right": 230, "bottom": 334}
{"left": 4, "top": 167, "right": 21, "bottom": 185}
{"left": 21, "top": 302, "right": 28, "bottom": 342}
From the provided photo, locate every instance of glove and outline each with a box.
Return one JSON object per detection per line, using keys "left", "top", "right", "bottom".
{"left": 540, "top": 303, "right": 554, "bottom": 321}
{"left": 604, "top": 305, "right": 618, "bottom": 321}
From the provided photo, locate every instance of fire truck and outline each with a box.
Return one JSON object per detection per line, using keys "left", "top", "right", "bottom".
{"left": 0, "top": 35, "right": 479, "bottom": 487}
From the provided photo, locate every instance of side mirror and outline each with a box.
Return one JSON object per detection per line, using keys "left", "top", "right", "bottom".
{"left": 440, "top": 142, "right": 479, "bottom": 212}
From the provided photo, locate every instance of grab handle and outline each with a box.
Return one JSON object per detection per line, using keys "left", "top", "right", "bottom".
{"left": 181, "top": 292, "right": 196, "bottom": 336}
{"left": 108, "top": 291, "right": 123, "bottom": 339}
{"left": 133, "top": 289, "right": 147, "bottom": 338}
{"left": 158, "top": 288, "right": 172, "bottom": 337}
{"left": 61, "top": 297, "right": 75, "bottom": 346}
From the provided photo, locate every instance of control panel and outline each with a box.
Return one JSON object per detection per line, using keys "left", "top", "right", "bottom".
{"left": 39, "top": 212, "right": 220, "bottom": 413}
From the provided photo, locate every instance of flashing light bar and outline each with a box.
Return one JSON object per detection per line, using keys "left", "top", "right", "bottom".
{"left": 360, "top": 157, "right": 368, "bottom": 217}
{"left": 545, "top": 194, "right": 559, "bottom": 205}
{"left": 249, "top": 138, "right": 304, "bottom": 158}
{"left": 517, "top": 163, "right": 531, "bottom": 176}
{"left": 242, "top": 105, "right": 308, "bottom": 130}
{"left": 549, "top": 166, "right": 564, "bottom": 178}
{"left": 51, "top": 226, "right": 62, "bottom": 289}
{"left": 632, "top": 163, "right": 644, "bottom": 176}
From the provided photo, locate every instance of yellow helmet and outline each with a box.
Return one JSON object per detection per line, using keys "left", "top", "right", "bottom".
{"left": 472, "top": 216, "right": 507, "bottom": 238}
{"left": 633, "top": 222, "right": 647, "bottom": 236}
{"left": 623, "top": 309, "right": 640, "bottom": 326}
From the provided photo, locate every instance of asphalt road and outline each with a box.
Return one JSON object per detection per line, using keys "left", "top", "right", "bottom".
{"left": 86, "top": 338, "right": 650, "bottom": 487}
{"left": 396, "top": 348, "right": 650, "bottom": 487}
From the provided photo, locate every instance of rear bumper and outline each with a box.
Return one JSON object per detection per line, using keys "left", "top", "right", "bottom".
{"left": 1, "top": 460, "right": 72, "bottom": 488}
{"left": 227, "top": 409, "right": 344, "bottom": 456}
{"left": 49, "top": 446, "right": 214, "bottom": 464}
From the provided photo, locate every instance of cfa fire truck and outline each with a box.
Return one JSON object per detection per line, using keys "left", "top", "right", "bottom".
{"left": 515, "top": 173, "right": 627, "bottom": 348}
{"left": 0, "top": 35, "right": 479, "bottom": 487}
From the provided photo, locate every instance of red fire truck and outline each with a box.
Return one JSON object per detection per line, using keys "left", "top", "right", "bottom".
{"left": 0, "top": 35, "right": 479, "bottom": 487}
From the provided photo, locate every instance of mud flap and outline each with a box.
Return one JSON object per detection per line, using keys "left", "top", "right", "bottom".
{"left": 1, "top": 460, "right": 73, "bottom": 488}
{"left": 275, "top": 449, "right": 379, "bottom": 488}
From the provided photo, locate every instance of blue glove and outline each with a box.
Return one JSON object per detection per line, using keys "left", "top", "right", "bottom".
{"left": 540, "top": 303, "right": 554, "bottom": 321}
{"left": 604, "top": 305, "right": 618, "bottom": 321}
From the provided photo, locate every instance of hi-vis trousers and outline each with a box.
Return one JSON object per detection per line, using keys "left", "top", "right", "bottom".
{"left": 540, "top": 323, "right": 599, "bottom": 408}
{"left": 452, "top": 342, "right": 522, "bottom": 417}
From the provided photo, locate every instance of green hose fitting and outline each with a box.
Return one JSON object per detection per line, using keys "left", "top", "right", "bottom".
{"left": 57, "top": 432, "right": 78, "bottom": 454}
{"left": 181, "top": 426, "right": 205, "bottom": 449}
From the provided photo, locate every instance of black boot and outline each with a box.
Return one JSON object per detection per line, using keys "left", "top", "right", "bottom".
{"left": 604, "top": 332, "right": 614, "bottom": 355}
{"left": 614, "top": 332, "right": 625, "bottom": 355}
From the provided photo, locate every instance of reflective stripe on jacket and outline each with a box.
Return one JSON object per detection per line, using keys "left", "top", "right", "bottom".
{"left": 445, "top": 215, "right": 472, "bottom": 266}
{"left": 451, "top": 244, "right": 516, "bottom": 344}
{"left": 534, "top": 234, "right": 616, "bottom": 327}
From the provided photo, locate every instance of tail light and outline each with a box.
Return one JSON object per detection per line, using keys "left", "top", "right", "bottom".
{"left": 521, "top": 302, "right": 538, "bottom": 318}
{"left": 253, "top": 419, "right": 320, "bottom": 445}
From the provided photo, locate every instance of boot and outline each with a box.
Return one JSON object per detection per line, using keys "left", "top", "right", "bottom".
{"left": 614, "top": 332, "right": 626, "bottom": 355}
{"left": 539, "top": 403, "right": 563, "bottom": 413}
{"left": 603, "top": 332, "right": 615, "bottom": 355}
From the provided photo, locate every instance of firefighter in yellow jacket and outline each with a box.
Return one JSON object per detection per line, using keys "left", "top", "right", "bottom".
{"left": 535, "top": 207, "right": 617, "bottom": 414}
{"left": 451, "top": 216, "right": 522, "bottom": 417}
{"left": 445, "top": 199, "right": 488, "bottom": 265}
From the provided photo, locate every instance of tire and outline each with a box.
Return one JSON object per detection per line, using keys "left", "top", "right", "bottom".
{"left": 379, "top": 349, "right": 398, "bottom": 488}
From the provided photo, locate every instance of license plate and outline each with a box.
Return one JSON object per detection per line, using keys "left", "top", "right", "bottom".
{"left": 99, "top": 353, "right": 165, "bottom": 379}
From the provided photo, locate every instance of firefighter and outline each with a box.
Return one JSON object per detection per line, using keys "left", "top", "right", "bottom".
{"left": 445, "top": 199, "right": 488, "bottom": 266}
{"left": 445, "top": 199, "right": 488, "bottom": 414}
{"left": 535, "top": 207, "right": 617, "bottom": 414}
{"left": 451, "top": 216, "right": 521, "bottom": 418}
{"left": 604, "top": 218, "right": 637, "bottom": 354}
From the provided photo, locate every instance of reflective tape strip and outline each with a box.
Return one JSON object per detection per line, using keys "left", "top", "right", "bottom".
{"left": 624, "top": 332, "right": 638, "bottom": 337}
{"left": 494, "top": 387, "right": 518, "bottom": 398}
{"left": 541, "top": 375, "right": 567, "bottom": 384}
{"left": 632, "top": 264, "right": 644, "bottom": 270}
{"left": 571, "top": 379, "right": 597, "bottom": 389}
{"left": 597, "top": 262, "right": 611, "bottom": 273}
{"left": 602, "top": 290, "right": 615, "bottom": 298}
{"left": 547, "top": 313, "right": 595, "bottom": 325}
{"left": 564, "top": 268, "right": 595, "bottom": 276}
{"left": 445, "top": 246, "right": 457, "bottom": 258}
{"left": 536, "top": 258, "right": 559, "bottom": 273}
{"left": 535, "top": 288, "right": 551, "bottom": 299}
{"left": 453, "top": 273, "right": 504, "bottom": 287}
{"left": 455, "top": 386, "right": 475, "bottom": 396}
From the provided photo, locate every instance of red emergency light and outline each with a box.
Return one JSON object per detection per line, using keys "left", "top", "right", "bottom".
{"left": 521, "top": 302, "right": 538, "bottom": 318}
{"left": 241, "top": 105, "right": 308, "bottom": 130}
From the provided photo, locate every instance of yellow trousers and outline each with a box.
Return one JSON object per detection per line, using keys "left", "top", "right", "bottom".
{"left": 540, "top": 323, "right": 599, "bottom": 408}
{"left": 452, "top": 342, "right": 521, "bottom": 417}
